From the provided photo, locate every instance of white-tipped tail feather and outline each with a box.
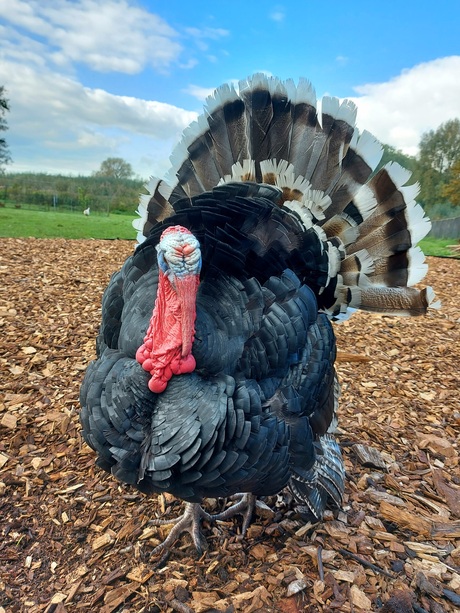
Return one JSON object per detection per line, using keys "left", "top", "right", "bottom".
{"left": 133, "top": 73, "right": 437, "bottom": 316}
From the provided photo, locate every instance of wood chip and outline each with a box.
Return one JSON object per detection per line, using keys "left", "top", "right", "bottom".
{"left": 350, "top": 584, "right": 372, "bottom": 610}
{"left": 333, "top": 570, "right": 356, "bottom": 583}
{"left": 286, "top": 578, "right": 308, "bottom": 596}
{"left": 92, "top": 532, "right": 115, "bottom": 551}
{"left": 1, "top": 239, "right": 459, "bottom": 612}
{"left": 432, "top": 468, "right": 460, "bottom": 517}
{"left": 126, "top": 564, "right": 154, "bottom": 584}
{"left": 102, "top": 582, "right": 137, "bottom": 612}
{"left": 49, "top": 592, "right": 67, "bottom": 604}
{"left": 1, "top": 413, "right": 17, "bottom": 429}
{"left": 353, "top": 443, "right": 387, "bottom": 469}
{"left": 366, "top": 488, "right": 406, "bottom": 507}
{"left": 419, "top": 434, "right": 457, "bottom": 458}
{"left": 380, "top": 501, "right": 460, "bottom": 539}
{"left": 22, "top": 346, "right": 37, "bottom": 355}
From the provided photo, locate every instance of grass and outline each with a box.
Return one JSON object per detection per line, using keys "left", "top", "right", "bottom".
{"left": 0, "top": 206, "right": 458, "bottom": 257}
{"left": 0, "top": 207, "right": 134, "bottom": 240}
{"left": 418, "top": 237, "right": 458, "bottom": 258}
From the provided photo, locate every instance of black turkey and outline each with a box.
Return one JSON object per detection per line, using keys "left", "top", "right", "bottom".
{"left": 80, "top": 74, "right": 438, "bottom": 555}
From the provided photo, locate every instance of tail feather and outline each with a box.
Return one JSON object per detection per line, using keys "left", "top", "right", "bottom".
{"left": 206, "top": 101, "right": 245, "bottom": 181}
{"left": 306, "top": 97, "right": 356, "bottom": 195}
{"left": 326, "top": 130, "right": 383, "bottom": 221}
{"left": 239, "top": 74, "right": 295, "bottom": 165}
{"left": 264, "top": 81, "right": 293, "bottom": 163}
{"left": 184, "top": 115, "right": 223, "bottom": 190}
{"left": 213, "top": 92, "right": 249, "bottom": 166}
{"left": 167, "top": 116, "right": 221, "bottom": 201}
{"left": 133, "top": 178, "right": 173, "bottom": 244}
{"left": 288, "top": 78, "right": 318, "bottom": 175}
{"left": 337, "top": 284, "right": 439, "bottom": 316}
{"left": 239, "top": 74, "right": 275, "bottom": 169}
{"left": 365, "top": 248, "right": 428, "bottom": 288}
{"left": 290, "top": 433, "right": 345, "bottom": 520}
{"left": 134, "top": 73, "right": 438, "bottom": 317}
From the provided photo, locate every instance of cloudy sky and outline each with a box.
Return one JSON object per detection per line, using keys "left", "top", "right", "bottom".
{"left": 1, "top": 0, "right": 460, "bottom": 179}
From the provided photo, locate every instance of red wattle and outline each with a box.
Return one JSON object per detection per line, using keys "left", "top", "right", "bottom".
{"left": 141, "top": 358, "right": 154, "bottom": 372}
{"left": 136, "top": 269, "right": 199, "bottom": 393}
{"left": 148, "top": 377, "right": 167, "bottom": 394}
{"left": 177, "top": 354, "right": 196, "bottom": 374}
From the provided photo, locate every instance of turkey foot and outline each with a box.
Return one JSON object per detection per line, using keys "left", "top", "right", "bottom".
{"left": 211, "top": 493, "right": 259, "bottom": 539}
{"left": 149, "top": 502, "right": 212, "bottom": 556}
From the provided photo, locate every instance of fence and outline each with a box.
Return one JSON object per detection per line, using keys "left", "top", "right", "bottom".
{"left": 429, "top": 217, "right": 460, "bottom": 239}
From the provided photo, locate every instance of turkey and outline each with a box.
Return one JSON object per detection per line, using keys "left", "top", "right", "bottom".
{"left": 80, "top": 73, "right": 438, "bottom": 556}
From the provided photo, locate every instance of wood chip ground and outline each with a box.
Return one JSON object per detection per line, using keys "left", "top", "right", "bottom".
{"left": 1, "top": 238, "right": 459, "bottom": 613}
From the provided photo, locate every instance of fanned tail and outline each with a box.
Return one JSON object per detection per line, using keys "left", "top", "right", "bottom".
{"left": 134, "top": 73, "right": 439, "bottom": 317}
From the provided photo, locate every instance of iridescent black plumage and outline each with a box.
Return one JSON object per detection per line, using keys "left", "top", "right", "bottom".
{"left": 81, "top": 74, "right": 437, "bottom": 552}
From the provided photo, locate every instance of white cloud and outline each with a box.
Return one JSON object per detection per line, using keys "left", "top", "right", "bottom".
{"left": 0, "top": 1, "right": 233, "bottom": 178}
{"left": 185, "top": 26, "right": 230, "bottom": 41}
{"left": 269, "top": 6, "right": 286, "bottom": 22}
{"left": 184, "top": 26, "right": 230, "bottom": 55}
{"left": 1, "top": 61, "right": 197, "bottom": 176}
{"left": 0, "top": 0, "right": 183, "bottom": 74}
{"left": 0, "top": 23, "right": 48, "bottom": 68}
{"left": 351, "top": 56, "right": 460, "bottom": 156}
{"left": 183, "top": 84, "right": 216, "bottom": 101}
{"left": 336, "top": 55, "right": 349, "bottom": 66}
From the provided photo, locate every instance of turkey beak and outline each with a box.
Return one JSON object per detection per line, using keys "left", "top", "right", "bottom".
{"left": 174, "top": 274, "right": 200, "bottom": 357}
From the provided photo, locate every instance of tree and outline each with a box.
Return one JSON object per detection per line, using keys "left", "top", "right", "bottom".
{"left": 0, "top": 86, "right": 12, "bottom": 173}
{"left": 93, "top": 157, "right": 133, "bottom": 180}
{"left": 419, "top": 119, "right": 460, "bottom": 174}
{"left": 417, "top": 119, "right": 460, "bottom": 207}
{"left": 377, "top": 143, "right": 418, "bottom": 174}
{"left": 442, "top": 159, "right": 460, "bottom": 207}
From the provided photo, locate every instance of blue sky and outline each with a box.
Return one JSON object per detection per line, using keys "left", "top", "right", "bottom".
{"left": 1, "top": 0, "right": 460, "bottom": 179}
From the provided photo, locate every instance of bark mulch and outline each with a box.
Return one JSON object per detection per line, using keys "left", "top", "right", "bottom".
{"left": 0, "top": 238, "right": 459, "bottom": 613}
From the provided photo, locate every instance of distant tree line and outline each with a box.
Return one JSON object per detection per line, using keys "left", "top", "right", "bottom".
{"left": 1, "top": 158, "right": 145, "bottom": 215}
{"left": 2, "top": 143, "right": 460, "bottom": 218}
{"left": 3, "top": 143, "right": 459, "bottom": 219}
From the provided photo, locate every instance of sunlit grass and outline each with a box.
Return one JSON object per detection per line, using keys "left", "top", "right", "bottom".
{"left": 0, "top": 206, "right": 458, "bottom": 257}
{"left": 419, "top": 237, "right": 459, "bottom": 258}
{"left": 0, "top": 207, "right": 135, "bottom": 240}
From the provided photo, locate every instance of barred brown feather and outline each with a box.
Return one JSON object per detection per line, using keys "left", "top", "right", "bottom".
{"left": 135, "top": 73, "right": 437, "bottom": 319}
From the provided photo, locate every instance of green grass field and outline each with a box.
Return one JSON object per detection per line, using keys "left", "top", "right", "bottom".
{"left": 0, "top": 206, "right": 458, "bottom": 256}
{"left": 0, "top": 207, "right": 135, "bottom": 240}
{"left": 417, "top": 236, "right": 458, "bottom": 258}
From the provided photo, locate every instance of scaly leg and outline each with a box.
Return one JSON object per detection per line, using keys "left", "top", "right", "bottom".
{"left": 148, "top": 502, "right": 213, "bottom": 556}
{"left": 211, "top": 493, "right": 258, "bottom": 538}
